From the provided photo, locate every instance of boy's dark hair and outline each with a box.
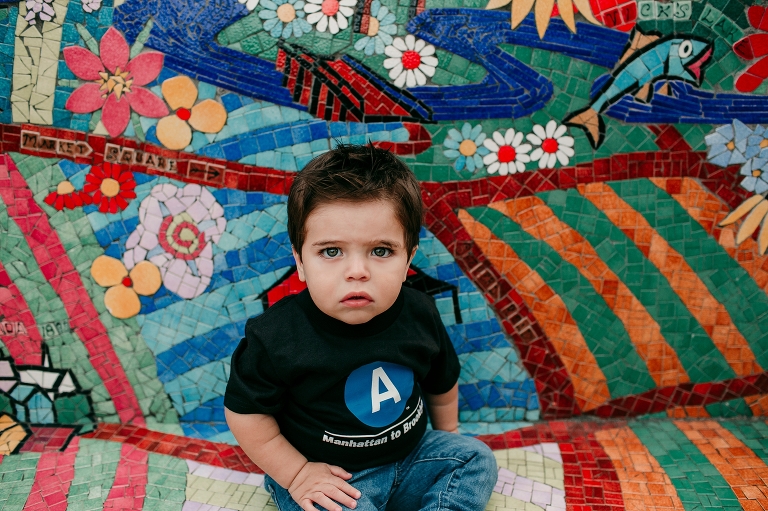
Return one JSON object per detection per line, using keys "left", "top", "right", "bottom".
{"left": 288, "top": 143, "right": 423, "bottom": 258}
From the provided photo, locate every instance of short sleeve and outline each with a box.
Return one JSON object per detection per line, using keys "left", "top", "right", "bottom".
{"left": 419, "top": 311, "right": 461, "bottom": 395}
{"left": 224, "top": 318, "right": 286, "bottom": 415}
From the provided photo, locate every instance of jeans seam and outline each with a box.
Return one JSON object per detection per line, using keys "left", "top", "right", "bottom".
{"left": 439, "top": 470, "right": 458, "bottom": 511}
{"left": 267, "top": 485, "right": 284, "bottom": 511}
{"left": 412, "top": 456, "right": 468, "bottom": 464}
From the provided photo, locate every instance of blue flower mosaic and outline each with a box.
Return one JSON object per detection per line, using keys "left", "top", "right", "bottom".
{"left": 740, "top": 148, "right": 768, "bottom": 195}
{"left": 705, "top": 121, "right": 768, "bottom": 195}
{"left": 443, "top": 123, "right": 490, "bottom": 173}
{"left": 705, "top": 120, "right": 751, "bottom": 167}
{"left": 353, "top": 0, "right": 397, "bottom": 56}
{"left": 259, "top": 0, "right": 312, "bottom": 38}
{"left": 747, "top": 124, "right": 768, "bottom": 160}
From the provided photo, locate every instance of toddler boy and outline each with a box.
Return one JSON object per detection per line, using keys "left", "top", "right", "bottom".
{"left": 225, "top": 144, "right": 497, "bottom": 511}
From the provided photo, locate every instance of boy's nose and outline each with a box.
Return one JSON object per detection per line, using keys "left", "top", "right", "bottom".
{"left": 345, "top": 256, "right": 370, "bottom": 280}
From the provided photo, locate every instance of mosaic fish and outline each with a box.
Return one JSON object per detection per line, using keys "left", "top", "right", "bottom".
{"left": 564, "top": 29, "right": 712, "bottom": 149}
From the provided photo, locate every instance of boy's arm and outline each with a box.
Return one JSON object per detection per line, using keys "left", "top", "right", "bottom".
{"left": 225, "top": 408, "right": 361, "bottom": 511}
{"left": 424, "top": 382, "right": 459, "bottom": 433}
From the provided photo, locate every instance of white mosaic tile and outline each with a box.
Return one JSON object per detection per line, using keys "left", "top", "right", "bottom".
{"left": 12, "top": 0, "right": 66, "bottom": 123}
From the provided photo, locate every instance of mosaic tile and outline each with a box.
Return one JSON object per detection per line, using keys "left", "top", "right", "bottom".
{"left": 0, "top": 0, "right": 767, "bottom": 505}
{"left": 629, "top": 421, "right": 743, "bottom": 510}
{"left": 467, "top": 205, "right": 658, "bottom": 398}
{"left": 613, "top": 180, "right": 768, "bottom": 367}
{"left": 457, "top": 207, "right": 609, "bottom": 413}
{"left": 490, "top": 195, "right": 689, "bottom": 389}
{"left": 580, "top": 182, "right": 761, "bottom": 378}
{"left": 6, "top": 153, "right": 180, "bottom": 431}
{"left": 542, "top": 187, "right": 740, "bottom": 383}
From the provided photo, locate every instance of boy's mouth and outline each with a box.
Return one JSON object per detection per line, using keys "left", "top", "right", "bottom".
{"left": 341, "top": 291, "right": 374, "bottom": 308}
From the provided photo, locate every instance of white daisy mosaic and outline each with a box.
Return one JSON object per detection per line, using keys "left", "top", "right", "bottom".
{"left": 305, "top": 0, "right": 356, "bottom": 34}
{"left": 483, "top": 128, "right": 532, "bottom": 175}
{"left": 383, "top": 35, "right": 438, "bottom": 88}
{"left": 442, "top": 121, "right": 574, "bottom": 175}
{"left": 527, "top": 120, "right": 575, "bottom": 169}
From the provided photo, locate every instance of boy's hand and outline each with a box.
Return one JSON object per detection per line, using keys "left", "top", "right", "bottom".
{"left": 288, "top": 462, "right": 361, "bottom": 511}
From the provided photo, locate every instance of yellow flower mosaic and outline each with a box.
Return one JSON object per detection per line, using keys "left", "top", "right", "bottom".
{"left": 91, "top": 255, "right": 162, "bottom": 319}
{"left": 156, "top": 76, "right": 228, "bottom": 151}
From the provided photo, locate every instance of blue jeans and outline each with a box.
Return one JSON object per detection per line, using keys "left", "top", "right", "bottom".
{"left": 265, "top": 430, "right": 497, "bottom": 511}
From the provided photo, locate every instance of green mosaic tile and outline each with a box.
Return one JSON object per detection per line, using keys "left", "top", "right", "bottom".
{"left": 425, "top": 0, "right": 486, "bottom": 8}
{"left": 541, "top": 188, "right": 737, "bottom": 383}
{"left": 720, "top": 420, "right": 768, "bottom": 464}
{"left": 466, "top": 206, "right": 657, "bottom": 398}
{"left": 143, "top": 453, "right": 189, "bottom": 510}
{"left": 67, "top": 439, "right": 122, "bottom": 511}
{"left": 55, "top": 394, "right": 95, "bottom": 426}
{"left": 703, "top": 398, "right": 753, "bottom": 418}
{"left": 609, "top": 179, "right": 768, "bottom": 371}
{"left": 0, "top": 452, "right": 40, "bottom": 510}
{"left": 674, "top": 123, "right": 713, "bottom": 150}
{"left": 630, "top": 421, "right": 739, "bottom": 511}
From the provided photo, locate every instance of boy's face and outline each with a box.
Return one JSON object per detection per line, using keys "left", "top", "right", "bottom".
{"left": 293, "top": 200, "right": 416, "bottom": 325}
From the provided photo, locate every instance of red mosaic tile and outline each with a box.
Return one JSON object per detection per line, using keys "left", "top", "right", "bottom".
{"left": 18, "top": 426, "right": 79, "bottom": 453}
{"left": 102, "top": 444, "right": 148, "bottom": 510}
{"left": 82, "top": 423, "right": 264, "bottom": 474}
{"left": 21, "top": 437, "right": 79, "bottom": 511}
{"left": 589, "top": 370, "right": 768, "bottom": 418}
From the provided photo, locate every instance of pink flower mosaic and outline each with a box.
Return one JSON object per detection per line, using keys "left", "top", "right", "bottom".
{"left": 63, "top": 27, "right": 169, "bottom": 138}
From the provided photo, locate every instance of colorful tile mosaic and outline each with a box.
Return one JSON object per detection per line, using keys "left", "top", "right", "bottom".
{"left": 0, "top": 0, "right": 767, "bottom": 505}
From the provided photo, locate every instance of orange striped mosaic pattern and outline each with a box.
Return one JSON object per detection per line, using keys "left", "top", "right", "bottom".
{"left": 655, "top": 177, "right": 768, "bottom": 294}
{"left": 579, "top": 182, "right": 762, "bottom": 378}
{"left": 594, "top": 426, "right": 686, "bottom": 511}
{"left": 489, "top": 196, "right": 688, "bottom": 388}
{"left": 458, "top": 209, "right": 611, "bottom": 411}
{"left": 674, "top": 420, "right": 768, "bottom": 510}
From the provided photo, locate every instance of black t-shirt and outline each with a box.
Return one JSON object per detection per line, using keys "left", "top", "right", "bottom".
{"left": 224, "top": 287, "right": 460, "bottom": 471}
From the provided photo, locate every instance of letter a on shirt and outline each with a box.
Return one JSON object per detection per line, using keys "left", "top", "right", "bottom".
{"left": 345, "top": 361, "right": 414, "bottom": 427}
{"left": 371, "top": 367, "right": 401, "bottom": 413}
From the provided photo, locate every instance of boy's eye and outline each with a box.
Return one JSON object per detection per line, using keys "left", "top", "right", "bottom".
{"left": 322, "top": 247, "right": 340, "bottom": 258}
{"left": 372, "top": 247, "right": 391, "bottom": 257}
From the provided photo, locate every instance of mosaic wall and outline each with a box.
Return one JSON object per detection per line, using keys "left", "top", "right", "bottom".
{"left": 1, "top": 0, "right": 768, "bottom": 507}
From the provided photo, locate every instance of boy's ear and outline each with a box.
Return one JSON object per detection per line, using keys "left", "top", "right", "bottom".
{"left": 292, "top": 246, "right": 306, "bottom": 282}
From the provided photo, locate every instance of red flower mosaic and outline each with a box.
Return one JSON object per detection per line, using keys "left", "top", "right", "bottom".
{"left": 63, "top": 27, "right": 168, "bottom": 138}
{"left": 83, "top": 162, "right": 137, "bottom": 214}
{"left": 734, "top": 6, "right": 768, "bottom": 93}
{"left": 44, "top": 180, "right": 92, "bottom": 210}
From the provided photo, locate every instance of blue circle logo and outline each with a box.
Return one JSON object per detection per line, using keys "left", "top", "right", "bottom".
{"left": 344, "top": 362, "right": 414, "bottom": 427}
